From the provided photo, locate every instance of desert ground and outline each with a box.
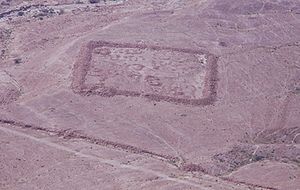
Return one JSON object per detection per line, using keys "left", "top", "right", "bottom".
{"left": 0, "top": 0, "right": 300, "bottom": 189}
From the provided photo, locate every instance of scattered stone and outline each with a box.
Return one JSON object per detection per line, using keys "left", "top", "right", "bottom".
{"left": 89, "top": 0, "right": 100, "bottom": 4}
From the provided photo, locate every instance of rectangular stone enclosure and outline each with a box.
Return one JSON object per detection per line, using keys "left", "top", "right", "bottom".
{"left": 72, "top": 41, "right": 218, "bottom": 106}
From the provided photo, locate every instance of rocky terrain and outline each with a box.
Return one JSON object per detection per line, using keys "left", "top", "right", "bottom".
{"left": 0, "top": 0, "right": 299, "bottom": 189}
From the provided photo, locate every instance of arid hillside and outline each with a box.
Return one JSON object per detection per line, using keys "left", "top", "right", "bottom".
{"left": 0, "top": 0, "right": 299, "bottom": 189}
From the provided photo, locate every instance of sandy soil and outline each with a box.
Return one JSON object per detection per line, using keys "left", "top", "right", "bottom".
{"left": 0, "top": 0, "right": 299, "bottom": 189}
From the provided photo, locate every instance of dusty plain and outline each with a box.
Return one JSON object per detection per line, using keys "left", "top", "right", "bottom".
{"left": 0, "top": 0, "right": 300, "bottom": 189}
